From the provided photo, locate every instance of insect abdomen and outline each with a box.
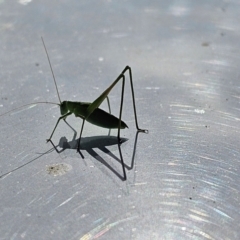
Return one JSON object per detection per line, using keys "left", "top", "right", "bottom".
{"left": 86, "top": 108, "right": 128, "bottom": 129}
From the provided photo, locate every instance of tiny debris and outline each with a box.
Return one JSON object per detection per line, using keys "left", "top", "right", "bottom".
{"left": 46, "top": 163, "right": 72, "bottom": 176}
{"left": 202, "top": 42, "right": 210, "bottom": 47}
{"left": 194, "top": 109, "right": 205, "bottom": 114}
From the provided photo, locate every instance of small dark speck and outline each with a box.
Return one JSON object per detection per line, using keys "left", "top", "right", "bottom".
{"left": 205, "top": 125, "right": 207, "bottom": 128}
{"left": 202, "top": 42, "right": 210, "bottom": 47}
{"left": 221, "top": 32, "right": 225, "bottom": 36}
{"left": 226, "top": 98, "right": 228, "bottom": 101}
{"left": 189, "top": 197, "right": 192, "bottom": 200}
{"left": 35, "top": 63, "right": 39, "bottom": 67}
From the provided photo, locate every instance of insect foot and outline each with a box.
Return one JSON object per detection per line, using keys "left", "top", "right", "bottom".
{"left": 140, "top": 129, "right": 149, "bottom": 134}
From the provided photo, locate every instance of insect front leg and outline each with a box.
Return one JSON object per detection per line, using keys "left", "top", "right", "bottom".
{"left": 77, "top": 118, "right": 85, "bottom": 154}
{"left": 106, "top": 96, "right": 111, "bottom": 114}
{"left": 46, "top": 112, "right": 72, "bottom": 142}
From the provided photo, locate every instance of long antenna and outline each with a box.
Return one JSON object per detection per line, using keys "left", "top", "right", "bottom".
{"left": 41, "top": 37, "right": 62, "bottom": 104}
{"left": 0, "top": 101, "right": 59, "bottom": 118}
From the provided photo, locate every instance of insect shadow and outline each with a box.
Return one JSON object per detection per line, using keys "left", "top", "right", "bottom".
{"left": 0, "top": 121, "right": 143, "bottom": 181}
{"left": 49, "top": 120, "right": 143, "bottom": 181}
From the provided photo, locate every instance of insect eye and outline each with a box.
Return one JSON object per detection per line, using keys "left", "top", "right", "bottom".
{"left": 60, "top": 101, "right": 68, "bottom": 115}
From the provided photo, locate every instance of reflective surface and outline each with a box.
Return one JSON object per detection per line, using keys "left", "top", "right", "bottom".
{"left": 0, "top": 0, "right": 240, "bottom": 239}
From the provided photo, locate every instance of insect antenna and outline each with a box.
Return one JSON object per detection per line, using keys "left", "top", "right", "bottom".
{"left": 41, "top": 37, "right": 62, "bottom": 104}
{"left": 0, "top": 101, "right": 59, "bottom": 118}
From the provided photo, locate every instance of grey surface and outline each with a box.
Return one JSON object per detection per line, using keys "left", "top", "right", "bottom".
{"left": 0, "top": 0, "right": 240, "bottom": 239}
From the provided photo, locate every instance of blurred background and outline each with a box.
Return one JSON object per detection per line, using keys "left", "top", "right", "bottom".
{"left": 0, "top": 0, "right": 240, "bottom": 239}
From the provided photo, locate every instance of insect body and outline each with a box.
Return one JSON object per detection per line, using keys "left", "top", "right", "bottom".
{"left": 60, "top": 101, "right": 128, "bottom": 129}
{"left": 1, "top": 38, "right": 148, "bottom": 180}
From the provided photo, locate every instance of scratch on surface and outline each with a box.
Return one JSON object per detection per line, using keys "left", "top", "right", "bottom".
{"left": 188, "top": 214, "right": 210, "bottom": 223}
{"left": 80, "top": 216, "right": 138, "bottom": 240}
{"left": 190, "top": 208, "right": 208, "bottom": 218}
{"left": 130, "top": 182, "right": 147, "bottom": 186}
{"left": 196, "top": 154, "right": 223, "bottom": 164}
{"left": 197, "top": 231, "right": 215, "bottom": 240}
{"left": 52, "top": 192, "right": 79, "bottom": 213}
{"left": 28, "top": 197, "right": 38, "bottom": 206}
{"left": 15, "top": 150, "right": 26, "bottom": 157}
{"left": 232, "top": 95, "right": 240, "bottom": 100}
{"left": 200, "top": 179, "right": 219, "bottom": 188}
{"left": 58, "top": 195, "right": 75, "bottom": 208}
{"left": 213, "top": 208, "right": 232, "bottom": 220}
{"left": 19, "top": 153, "right": 31, "bottom": 163}
{"left": 170, "top": 104, "right": 193, "bottom": 108}
{"left": 145, "top": 87, "right": 160, "bottom": 90}
{"left": 160, "top": 200, "right": 180, "bottom": 206}
{"left": 18, "top": 0, "right": 32, "bottom": 5}
{"left": 45, "top": 193, "right": 57, "bottom": 204}
{"left": 202, "top": 59, "right": 229, "bottom": 67}
{"left": 65, "top": 202, "right": 88, "bottom": 219}
{"left": 216, "top": 110, "right": 240, "bottom": 121}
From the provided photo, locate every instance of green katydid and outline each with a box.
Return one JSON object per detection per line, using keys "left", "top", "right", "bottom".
{"left": 0, "top": 37, "right": 148, "bottom": 180}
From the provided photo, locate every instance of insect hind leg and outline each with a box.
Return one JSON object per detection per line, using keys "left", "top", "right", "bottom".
{"left": 120, "top": 66, "right": 148, "bottom": 133}
{"left": 116, "top": 66, "right": 148, "bottom": 180}
{"left": 121, "top": 66, "right": 148, "bottom": 133}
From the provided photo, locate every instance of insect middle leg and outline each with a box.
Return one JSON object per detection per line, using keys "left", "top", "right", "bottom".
{"left": 76, "top": 96, "right": 112, "bottom": 154}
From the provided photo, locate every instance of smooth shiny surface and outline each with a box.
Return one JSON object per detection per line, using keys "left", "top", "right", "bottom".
{"left": 0, "top": 0, "right": 240, "bottom": 239}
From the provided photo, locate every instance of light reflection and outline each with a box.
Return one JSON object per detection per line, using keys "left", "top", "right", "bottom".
{"left": 202, "top": 59, "right": 229, "bottom": 66}
{"left": 169, "top": 6, "right": 190, "bottom": 16}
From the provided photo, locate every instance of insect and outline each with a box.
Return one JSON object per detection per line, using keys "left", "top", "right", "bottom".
{"left": 0, "top": 37, "right": 148, "bottom": 180}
